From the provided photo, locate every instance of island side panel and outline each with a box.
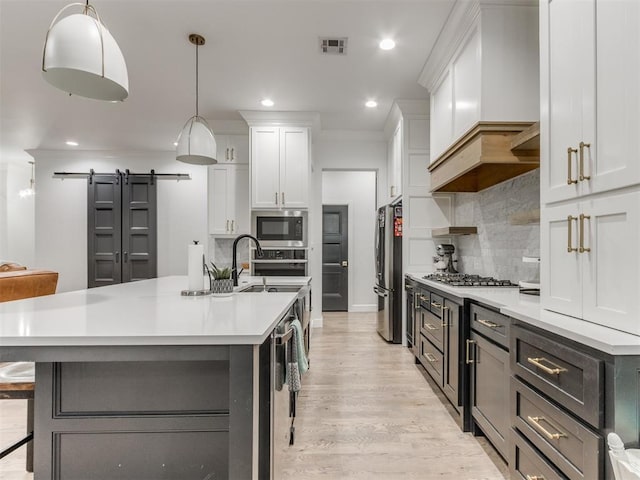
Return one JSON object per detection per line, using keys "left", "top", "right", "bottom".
{"left": 33, "top": 353, "right": 242, "bottom": 480}
{"left": 229, "top": 344, "right": 258, "bottom": 479}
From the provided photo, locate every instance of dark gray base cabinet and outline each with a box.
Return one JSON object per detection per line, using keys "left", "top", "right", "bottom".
{"left": 468, "top": 303, "right": 511, "bottom": 460}
{"left": 510, "top": 322, "right": 640, "bottom": 480}
{"left": 412, "top": 283, "right": 467, "bottom": 429}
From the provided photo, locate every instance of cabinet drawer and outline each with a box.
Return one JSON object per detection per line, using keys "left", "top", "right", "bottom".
{"left": 470, "top": 303, "right": 510, "bottom": 348}
{"left": 420, "top": 308, "right": 444, "bottom": 352}
{"left": 511, "top": 326, "right": 603, "bottom": 429}
{"left": 512, "top": 377, "right": 602, "bottom": 480}
{"left": 511, "top": 429, "right": 569, "bottom": 480}
{"left": 419, "top": 334, "right": 443, "bottom": 386}
{"left": 429, "top": 293, "right": 444, "bottom": 318}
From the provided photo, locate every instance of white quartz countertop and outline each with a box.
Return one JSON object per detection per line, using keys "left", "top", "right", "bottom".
{"left": 0, "top": 276, "right": 305, "bottom": 347}
{"left": 407, "top": 272, "right": 640, "bottom": 355}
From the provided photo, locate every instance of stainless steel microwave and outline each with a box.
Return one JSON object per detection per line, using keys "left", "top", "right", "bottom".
{"left": 252, "top": 210, "right": 307, "bottom": 247}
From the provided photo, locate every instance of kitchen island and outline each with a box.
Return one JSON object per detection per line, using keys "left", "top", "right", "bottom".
{"left": 0, "top": 276, "right": 307, "bottom": 480}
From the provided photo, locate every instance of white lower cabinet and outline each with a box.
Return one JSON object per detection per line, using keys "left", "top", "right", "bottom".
{"left": 208, "top": 164, "right": 249, "bottom": 236}
{"left": 541, "top": 190, "right": 640, "bottom": 334}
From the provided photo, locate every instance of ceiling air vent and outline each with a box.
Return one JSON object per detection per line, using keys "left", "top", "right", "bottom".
{"left": 319, "top": 37, "right": 348, "bottom": 55}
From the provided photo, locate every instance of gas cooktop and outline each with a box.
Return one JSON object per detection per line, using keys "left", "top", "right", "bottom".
{"left": 422, "top": 273, "right": 518, "bottom": 287}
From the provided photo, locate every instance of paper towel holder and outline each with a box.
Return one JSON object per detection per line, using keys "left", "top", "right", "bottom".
{"left": 181, "top": 240, "right": 213, "bottom": 296}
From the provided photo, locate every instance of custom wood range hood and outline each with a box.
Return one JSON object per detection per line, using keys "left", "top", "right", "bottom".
{"left": 428, "top": 122, "right": 540, "bottom": 193}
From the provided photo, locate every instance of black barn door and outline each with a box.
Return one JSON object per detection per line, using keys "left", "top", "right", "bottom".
{"left": 88, "top": 173, "right": 157, "bottom": 288}
{"left": 322, "top": 205, "right": 348, "bottom": 311}
{"left": 122, "top": 175, "right": 157, "bottom": 282}
{"left": 88, "top": 174, "right": 122, "bottom": 288}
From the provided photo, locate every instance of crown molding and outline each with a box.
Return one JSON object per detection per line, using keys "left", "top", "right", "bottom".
{"left": 383, "top": 100, "right": 429, "bottom": 139}
{"left": 238, "top": 110, "right": 321, "bottom": 135}
{"left": 418, "top": 0, "right": 481, "bottom": 92}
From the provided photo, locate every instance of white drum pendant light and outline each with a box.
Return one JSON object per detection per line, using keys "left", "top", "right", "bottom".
{"left": 42, "top": 2, "right": 129, "bottom": 101}
{"left": 176, "top": 34, "right": 217, "bottom": 165}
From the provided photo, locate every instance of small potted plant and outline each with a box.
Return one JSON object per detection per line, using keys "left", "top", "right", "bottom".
{"left": 209, "top": 264, "right": 234, "bottom": 295}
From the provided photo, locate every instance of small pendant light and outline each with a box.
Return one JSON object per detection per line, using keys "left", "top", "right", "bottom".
{"left": 42, "top": 1, "right": 129, "bottom": 101}
{"left": 176, "top": 34, "right": 217, "bottom": 165}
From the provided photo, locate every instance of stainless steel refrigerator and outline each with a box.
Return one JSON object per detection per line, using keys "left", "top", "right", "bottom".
{"left": 374, "top": 201, "right": 402, "bottom": 343}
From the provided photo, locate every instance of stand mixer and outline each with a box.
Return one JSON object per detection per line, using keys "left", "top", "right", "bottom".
{"left": 434, "top": 244, "right": 458, "bottom": 274}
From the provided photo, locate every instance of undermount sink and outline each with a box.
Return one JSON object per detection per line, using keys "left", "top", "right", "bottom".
{"left": 238, "top": 285, "right": 302, "bottom": 293}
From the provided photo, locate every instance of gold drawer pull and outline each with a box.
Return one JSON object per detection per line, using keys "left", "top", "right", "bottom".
{"left": 567, "top": 147, "right": 578, "bottom": 184}
{"left": 430, "top": 301, "right": 442, "bottom": 309}
{"left": 424, "top": 323, "right": 437, "bottom": 331}
{"left": 527, "top": 357, "right": 567, "bottom": 375}
{"left": 425, "top": 353, "right": 437, "bottom": 363}
{"left": 579, "top": 214, "right": 591, "bottom": 253}
{"left": 477, "top": 318, "right": 500, "bottom": 329}
{"left": 465, "top": 339, "right": 476, "bottom": 364}
{"left": 526, "top": 476, "right": 546, "bottom": 480}
{"left": 419, "top": 295, "right": 428, "bottom": 302}
{"left": 527, "top": 416, "right": 567, "bottom": 441}
{"left": 579, "top": 141, "right": 591, "bottom": 181}
{"left": 567, "top": 215, "right": 578, "bottom": 252}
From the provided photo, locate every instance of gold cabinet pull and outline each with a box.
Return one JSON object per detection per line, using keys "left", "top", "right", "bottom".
{"left": 567, "top": 147, "right": 578, "bottom": 184}
{"left": 281, "top": 192, "right": 285, "bottom": 205}
{"left": 419, "top": 295, "right": 428, "bottom": 302}
{"left": 567, "top": 215, "right": 578, "bottom": 252}
{"left": 430, "top": 301, "right": 442, "bottom": 309}
{"left": 465, "top": 339, "right": 475, "bottom": 364}
{"left": 231, "top": 220, "right": 235, "bottom": 233}
{"left": 579, "top": 142, "right": 591, "bottom": 181}
{"left": 231, "top": 147, "right": 235, "bottom": 161}
{"left": 425, "top": 353, "right": 437, "bottom": 363}
{"left": 526, "top": 476, "right": 546, "bottom": 480}
{"left": 477, "top": 319, "right": 500, "bottom": 329}
{"left": 225, "top": 148, "right": 230, "bottom": 161}
{"left": 527, "top": 416, "right": 567, "bottom": 441}
{"left": 226, "top": 219, "right": 230, "bottom": 232}
{"left": 579, "top": 214, "right": 591, "bottom": 253}
{"left": 424, "top": 323, "right": 437, "bottom": 331}
{"left": 527, "top": 357, "right": 567, "bottom": 375}
{"left": 275, "top": 192, "right": 278, "bottom": 205}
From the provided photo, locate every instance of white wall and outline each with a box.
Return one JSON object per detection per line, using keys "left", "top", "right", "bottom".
{"left": 31, "top": 150, "right": 208, "bottom": 293}
{"left": 322, "top": 170, "right": 377, "bottom": 312}
{"left": 0, "top": 160, "right": 35, "bottom": 266}
{"left": 309, "top": 131, "right": 387, "bottom": 323}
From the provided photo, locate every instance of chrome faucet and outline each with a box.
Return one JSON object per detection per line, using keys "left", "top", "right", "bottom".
{"left": 232, "top": 234, "right": 264, "bottom": 286}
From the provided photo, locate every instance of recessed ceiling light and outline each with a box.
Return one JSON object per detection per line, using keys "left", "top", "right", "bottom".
{"left": 261, "top": 98, "right": 274, "bottom": 107}
{"left": 379, "top": 39, "right": 396, "bottom": 50}
{"left": 365, "top": 100, "right": 378, "bottom": 108}
{"left": 173, "top": 142, "right": 178, "bottom": 147}
{"left": 65, "top": 141, "right": 79, "bottom": 146}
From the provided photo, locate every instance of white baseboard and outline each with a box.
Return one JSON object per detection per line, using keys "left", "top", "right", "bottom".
{"left": 349, "top": 304, "right": 376, "bottom": 313}
{"left": 311, "top": 314, "right": 323, "bottom": 328}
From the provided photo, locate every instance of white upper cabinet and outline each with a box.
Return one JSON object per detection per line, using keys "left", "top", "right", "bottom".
{"left": 216, "top": 134, "right": 249, "bottom": 164}
{"left": 542, "top": 0, "right": 640, "bottom": 203}
{"left": 540, "top": 0, "right": 640, "bottom": 335}
{"left": 541, "top": 191, "right": 640, "bottom": 333}
{"left": 250, "top": 126, "right": 309, "bottom": 209}
{"left": 208, "top": 164, "right": 250, "bottom": 236}
{"left": 421, "top": 2, "right": 539, "bottom": 162}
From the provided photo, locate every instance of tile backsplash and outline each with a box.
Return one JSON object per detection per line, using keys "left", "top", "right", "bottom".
{"left": 452, "top": 169, "right": 540, "bottom": 283}
{"left": 210, "top": 238, "right": 250, "bottom": 272}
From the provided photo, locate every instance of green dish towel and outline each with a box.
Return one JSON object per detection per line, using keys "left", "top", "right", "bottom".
{"left": 290, "top": 318, "right": 309, "bottom": 375}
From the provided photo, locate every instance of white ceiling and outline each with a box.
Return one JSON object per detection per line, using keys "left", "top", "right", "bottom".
{"left": 0, "top": 0, "right": 454, "bottom": 163}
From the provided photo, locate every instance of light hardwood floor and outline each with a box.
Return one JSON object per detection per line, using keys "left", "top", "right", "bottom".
{"left": 280, "top": 312, "right": 509, "bottom": 479}
{"left": 0, "top": 312, "right": 508, "bottom": 479}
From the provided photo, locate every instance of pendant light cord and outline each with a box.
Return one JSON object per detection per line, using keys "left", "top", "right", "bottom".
{"left": 195, "top": 42, "right": 199, "bottom": 117}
